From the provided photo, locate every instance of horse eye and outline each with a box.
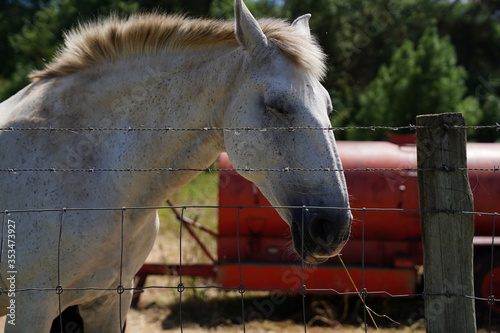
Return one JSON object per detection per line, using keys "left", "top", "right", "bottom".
{"left": 327, "top": 102, "right": 334, "bottom": 116}
{"left": 327, "top": 107, "right": 334, "bottom": 117}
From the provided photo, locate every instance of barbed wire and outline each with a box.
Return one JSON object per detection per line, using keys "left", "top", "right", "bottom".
{"left": 1, "top": 124, "right": 497, "bottom": 172}
{"left": 0, "top": 166, "right": 498, "bottom": 173}
{"left": 0, "top": 123, "right": 498, "bottom": 132}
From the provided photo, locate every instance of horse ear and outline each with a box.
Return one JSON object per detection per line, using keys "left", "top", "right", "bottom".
{"left": 291, "top": 14, "right": 312, "bottom": 37}
{"left": 234, "top": 0, "right": 268, "bottom": 54}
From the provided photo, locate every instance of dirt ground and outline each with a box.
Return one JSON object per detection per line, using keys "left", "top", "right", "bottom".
{"left": 123, "top": 273, "right": 498, "bottom": 333}
{"left": 126, "top": 306, "right": 426, "bottom": 333}
{"left": 0, "top": 271, "right": 496, "bottom": 332}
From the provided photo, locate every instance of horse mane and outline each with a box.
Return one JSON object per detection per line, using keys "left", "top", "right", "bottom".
{"left": 29, "top": 13, "right": 326, "bottom": 82}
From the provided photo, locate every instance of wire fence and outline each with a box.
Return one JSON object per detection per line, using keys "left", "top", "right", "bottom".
{"left": 0, "top": 123, "right": 498, "bottom": 132}
{"left": 1, "top": 206, "right": 498, "bottom": 331}
{"left": 0, "top": 123, "right": 498, "bottom": 332}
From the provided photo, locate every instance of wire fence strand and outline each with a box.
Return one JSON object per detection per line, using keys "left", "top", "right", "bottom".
{"left": 0, "top": 205, "right": 500, "bottom": 332}
{"left": 0, "top": 166, "right": 498, "bottom": 173}
{"left": 0, "top": 123, "right": 498, "bottom": 132}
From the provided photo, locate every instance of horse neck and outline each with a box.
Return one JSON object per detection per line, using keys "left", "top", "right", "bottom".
{"left": 87, "top": 47, "right": 242, "bottom": 129}
{"left": 70, "top": 47, "right": 244, "bottom": 206}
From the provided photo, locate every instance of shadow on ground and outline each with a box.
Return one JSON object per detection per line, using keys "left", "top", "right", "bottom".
{"left": 160, "top": 293, "right": 428, "bottom": 330}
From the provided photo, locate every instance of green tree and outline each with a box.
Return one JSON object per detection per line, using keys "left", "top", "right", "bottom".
{"left": 284, "top": 0, "right": 446, "bottom": 133}
{"left": 0, "top": 0, "right": 143, "bottom": 101}
{"left": 1, "top": 0, "right": 499, "bottom": 142}
{"left": 210, "top": 0, "right": 282, "bottom": 19}
{"left": 476, "top": 94, "right": 500, "bottom": 142}
{"left": 0, "top": 0, "right": 282, "bottom": 101}
{"left": 0, "top": 0, "right": 52, "bottom": 99}
{"left": 439, "top": 2, "right": 500, "bottom": 98}
{"left": 284, "top": 0, "right": 500, "bottom": 141}
{"left": 350, "top": 25, "right": 480, "bottom": 140}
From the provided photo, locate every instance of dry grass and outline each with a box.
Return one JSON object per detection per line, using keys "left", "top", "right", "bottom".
{"left": 129, "top": 282, "right": 429, "bottom": 332}
{"left": 147, "top": 170, "right": 220, "bottom": 265}
{"left": 127, "top": 304, "right": 427, "bottom": 333}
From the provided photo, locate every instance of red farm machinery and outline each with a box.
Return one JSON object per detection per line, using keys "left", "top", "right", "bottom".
{"left": 134, "top": 138, "right": 500, "bottom": 314}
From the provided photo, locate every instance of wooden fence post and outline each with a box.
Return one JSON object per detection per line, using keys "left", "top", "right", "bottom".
{"left": 416, "top": 113, "right": 476, "bottom": 333}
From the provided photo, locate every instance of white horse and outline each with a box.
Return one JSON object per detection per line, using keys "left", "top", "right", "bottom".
{"left": 0, "top": 1, "right": 351, "bottom": 331}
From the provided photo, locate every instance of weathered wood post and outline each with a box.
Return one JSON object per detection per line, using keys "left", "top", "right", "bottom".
{"left": 416, "top": 113, "right": 476, "bottom": 332}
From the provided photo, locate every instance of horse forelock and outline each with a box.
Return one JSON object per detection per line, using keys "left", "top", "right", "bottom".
{"left": 29, "top": 13, "right": 326, "bottom": 81}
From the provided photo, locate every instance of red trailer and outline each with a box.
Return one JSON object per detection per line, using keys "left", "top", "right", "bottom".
{"left": 135, "top": 139, "right": 500, "bottom": 313}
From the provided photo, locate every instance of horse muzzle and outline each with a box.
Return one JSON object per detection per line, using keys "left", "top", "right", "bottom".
{"left": 290, "top": 207, "right": 352, "bottom": 264}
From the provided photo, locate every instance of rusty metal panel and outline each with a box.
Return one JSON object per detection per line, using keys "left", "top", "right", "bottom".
{"left": 217, "top": 264, "right": 417, "bottom": 296}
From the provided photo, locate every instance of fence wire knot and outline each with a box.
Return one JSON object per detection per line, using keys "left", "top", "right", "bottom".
{"left": 116, "top": 285, "right": 125, "bottom": 295}
{"left": 55, "top": 285, "right": 64, "bottom": 295}
{"left": 237, "top": 284, "right": 245, "bottom": 295}
{"left": 299, "top": 285, "right": 307, "bottom": 296}
{"left": 487, "top": 294, "right": 496, "bottom": 306}
{"left": 177, "top": 283, "right": 185, "bottom": 293}
{"left": 441, "top": 165, "right": 454, "bottom": 172}
{"left": 360, "top": 288, "right": 368, "bottom": 299}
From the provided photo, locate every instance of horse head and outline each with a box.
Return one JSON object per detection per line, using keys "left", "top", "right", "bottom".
{"left": 224, "top": 0, "right": 352, "bottom": 264}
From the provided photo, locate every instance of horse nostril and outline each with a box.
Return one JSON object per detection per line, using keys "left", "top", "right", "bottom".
{"left": 291, "top": 210, "right": 352, "bottom": 261}
{"left": 309, "top": 218, "right": 334, "bottom": 247}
